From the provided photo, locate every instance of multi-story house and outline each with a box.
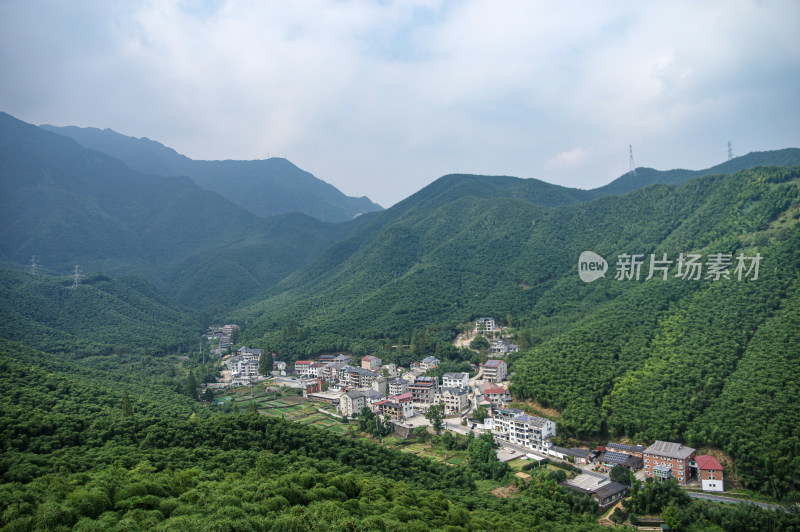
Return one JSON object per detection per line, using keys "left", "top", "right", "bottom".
{"left": 442, "top": 372, "right": 469, "bottom": 389}
{"left": 480, "top": 383, "right": 511, "bottom": 408}
{"left": 332, "top": 354, "right": 352, "bottom": 364}
{"left": 695, "top": 455, "right": 724, "bottom": 492}
{"left": 381, "top": 363, "right": 399, "bottom": 378}
{"left": 294, "top": 360, "right": 313, "bottom": 376}
{"left": 642, "top": 441, "right": 696, "bottom": 484}
{"left": 339, "top": 390, "right": 366, "bottom": 417}
{"left": 483, "top": 360, "right": 507, "bottom": 382}
{"left": 475, "top": 317, "right": 496, "bottom": 334}
{"left": 343, "top": 367, "right": 380, "bottom": 389}
{"left": 308, "top": 362, "right": 327, "bottom": 378}
{"left": 389, "top": 378, "right": 409, "bottom": 395}
{"left": 374, "top": 392, "right": 414, "bottom": 421}
{"left": 372, "top": 376, "right": 388, "bottom": 395}
{"left": 490, "top": 408, "right": 555, "bottom": 452}
{"left": 409, "top": 376, "right": 439, "bottom": 409}
{"left": 361, "top": 355, "right": 382, "bottom": 371}
{"left": 420, "top": 356, "right": 440, "bottom": 371}
{"left": 230, "top": 357, "right": 259, "bottom": 378}
{"left": 434, "top": 387, "right": 470, "bottom": 415}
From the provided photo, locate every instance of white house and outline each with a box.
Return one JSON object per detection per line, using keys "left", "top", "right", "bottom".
{"left": 489, "top": 408, "right": 556, "bottom": 453}
{"left": 475, "top": 317, "right": 497, "bottom": 334}
{"left": 442, "top": 372, "right": 469, "bottom": 389}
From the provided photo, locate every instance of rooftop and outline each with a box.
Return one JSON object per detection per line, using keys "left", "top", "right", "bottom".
{"left": 484, "top": 360, "right": 505, "bottom": 368}
{"left": 643, "top": 440, "right": 695, "bottom": 460}
{"left": 695, "top": 455, "right": 723, "bottom": 471}
{"left": 513, "top": 414, "right": 550, "bottom": 427}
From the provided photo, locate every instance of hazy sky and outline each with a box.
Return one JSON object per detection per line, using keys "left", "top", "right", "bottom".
{"left": 2, "top": 1, "right": 799, "bottom": 207}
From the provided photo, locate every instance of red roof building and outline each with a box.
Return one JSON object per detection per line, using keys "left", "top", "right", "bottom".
{"left": 695, "top": 455, "right": 724, "bottom": 492}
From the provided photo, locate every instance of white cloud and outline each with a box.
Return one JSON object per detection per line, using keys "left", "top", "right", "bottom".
{"left": 1, "top": 0, "right": 798, "bottom": 206}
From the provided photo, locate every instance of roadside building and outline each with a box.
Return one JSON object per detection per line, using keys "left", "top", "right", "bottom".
{"left": 409, "top": 376, "right": 439, "bottom": 409}
{"left": 695, "top": 455, "right": 724, "bottom": 492}
{"left": 490, "top": 408, "right": 555, "bottom": 452}
{"left": 596, "top": 450, "right": 643, "bottom": 471}
{"left": 294, "top": 360, "right": 313, "bottom": 376}
{"left": 374, "top": 392, "right": 414, "bottom": 421}
{"left": 434, "top": 387, "right": 470, "bottom": 415}
{"left": 606, "top": 442, "right": 644, "bottom": 458}
{"left": 643, "top": 441, "right": 696, "bottom": 484}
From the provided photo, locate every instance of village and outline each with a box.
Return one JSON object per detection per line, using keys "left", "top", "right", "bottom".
{"left": 203, "top": 318, "right": 734, "bottom": 516}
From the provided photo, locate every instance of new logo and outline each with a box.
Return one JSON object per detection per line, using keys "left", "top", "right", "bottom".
{"left": 578, "top": 251, "right": 608, "bottom": 283}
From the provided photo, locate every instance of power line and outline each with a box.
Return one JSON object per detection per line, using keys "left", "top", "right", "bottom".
{"left": 29, "top": 255, "right": 39, "bottom": 276}
{"left": 727, "top": 141, "right": 734, "bottom": 161}
{"left": 629, "top": 145, "right": 637, "bottom": 176}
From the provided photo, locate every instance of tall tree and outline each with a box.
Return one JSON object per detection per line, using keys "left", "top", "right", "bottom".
{"left": 186, "top": 370, "right": 197, "bottom": 399}
{"left": 425, "top": 402, "right": 445, "bottom": 435}
{"left": 258, "top": 353, "right": 273, "bottom": 375}
{"left": 121, "top": 391, "right": 133, "bottom": 418}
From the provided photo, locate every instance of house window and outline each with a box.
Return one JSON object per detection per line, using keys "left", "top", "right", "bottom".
{"left": 645, "top": 459, "right": 649, "bottom": 463}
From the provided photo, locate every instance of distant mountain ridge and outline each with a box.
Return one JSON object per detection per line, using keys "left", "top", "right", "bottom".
{"left": 0, "top": 112, "right": 359, "bottom": 309}
{"left": 594, "top": 147, "right": 800, "bottom": 196}
{"left": 39, "top": 124, "right": 383, "bottom": 223}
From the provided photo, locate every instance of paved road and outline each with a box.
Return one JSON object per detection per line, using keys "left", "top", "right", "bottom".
{"left": 688, "top": 492, "right": 785, "bottom": 511}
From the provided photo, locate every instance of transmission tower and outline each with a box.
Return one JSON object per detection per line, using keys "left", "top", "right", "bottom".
{"left": 29, "top": 255, "right": 39, "bottom": 276}
{"left": 629, "top": 145, "right": 637, "bottom": 176}
{"left": 727, "top": 141, "right": 734, "bottom": 161}
{"left": 72, "top": 265, "right": 83, "bottom": 289}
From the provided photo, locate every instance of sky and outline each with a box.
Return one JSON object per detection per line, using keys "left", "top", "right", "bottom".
{"left": 1, "top": 1, "right": 799, "bottom": 207}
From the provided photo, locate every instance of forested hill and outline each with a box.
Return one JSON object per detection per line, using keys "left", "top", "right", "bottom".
{"left": 0, "top": 112, "right": 358, "bottom": 310}
{"left": 40, "top": 124, "right": 383, "bottom": 223}
{"left": 0, "top": 267, "right": 199, "bottom": 355}
{"left": 593, "top": 147, "right": 800, "bottom": 196}
{"left": 237, "top": 165, "right": 800, "bottom": 496}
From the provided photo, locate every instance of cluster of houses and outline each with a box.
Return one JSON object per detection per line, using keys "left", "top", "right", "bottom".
{"left": 206, "top": 324, "right": 239, "bottom": 354}
{"left": 227, "top": 347, "right": 263, "bottom": 385}
{"left": 546, "top": 440, "right": 724, "bottom": 492}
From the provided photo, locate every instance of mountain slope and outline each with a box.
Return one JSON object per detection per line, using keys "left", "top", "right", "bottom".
{"left": 235, "top": 164, "right": 800, "bottom": 495}
{"left": 1, "top": 112, "right": 356, "bottom": 309}
{"left": 40, "top": 124, "right": 383, "bottom": 222}
{"left": 0, "top": 267, "right": 199, "bottom": 354}
{"left": 594, "top": 147, "right": 800, "bottom": 196}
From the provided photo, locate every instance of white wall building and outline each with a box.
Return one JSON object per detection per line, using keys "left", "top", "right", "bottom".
{"left": 442, "top": 372, "right": 469, "bottom": 389}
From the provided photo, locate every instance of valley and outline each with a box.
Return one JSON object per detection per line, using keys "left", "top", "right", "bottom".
{"left": 1, "top": 111, "right": 799, "bottom": 530}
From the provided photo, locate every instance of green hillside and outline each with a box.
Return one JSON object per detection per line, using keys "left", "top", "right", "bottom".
{"left": 236, "top": 165, "right": 800, "bottom": 496}
{"left": 40, "top": 124, "right": 384, "bottom": 222}
{"left": 0, "top": 267, "right": 199, "bottom": 355}
{"left": 593, "top": 148, "right": 800, "bottom": 196}
{"left": 0, "top": 112, "right": 355, "bottom": 310}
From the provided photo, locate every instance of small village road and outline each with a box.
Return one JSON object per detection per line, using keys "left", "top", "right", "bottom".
{"left": 687, "top": 492, "right": 785, "bottom": 511}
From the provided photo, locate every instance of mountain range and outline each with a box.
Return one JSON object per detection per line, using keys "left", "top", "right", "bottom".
{"left": 39, "top": 124, "right": 383, "bottom": 223}
{"left": 2, "top": 109, "right": 800, "bottom": 497}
